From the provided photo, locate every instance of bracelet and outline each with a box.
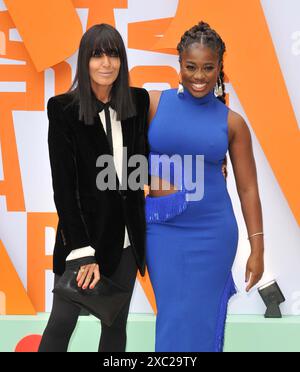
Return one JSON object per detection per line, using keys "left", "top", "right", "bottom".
{"left": 248, "top": 232, "right": 264, "bottom": 240}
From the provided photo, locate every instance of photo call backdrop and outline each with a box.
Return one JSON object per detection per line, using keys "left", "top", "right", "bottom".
{"left": 0, "top": 0, "right": 299, "bottom": 320}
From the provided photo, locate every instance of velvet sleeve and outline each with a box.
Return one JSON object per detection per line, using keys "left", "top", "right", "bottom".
{"left": 47, "top": 97, "right": 91, "bottom": 251}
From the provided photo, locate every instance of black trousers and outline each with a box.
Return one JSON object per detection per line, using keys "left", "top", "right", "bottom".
{"left": 38, "top": 246, "right": 137, "bottom": 352}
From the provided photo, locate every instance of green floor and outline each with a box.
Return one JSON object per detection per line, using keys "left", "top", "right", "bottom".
{"left": 1, "top": 314, "right": 300, "bottom": 352}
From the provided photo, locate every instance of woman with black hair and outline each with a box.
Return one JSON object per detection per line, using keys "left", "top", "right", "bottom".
{"left": 38, "top": 24, "right": 149, "bottom": 352}
{"left": 146, "top": 21, "right": 264, "bottom": 352}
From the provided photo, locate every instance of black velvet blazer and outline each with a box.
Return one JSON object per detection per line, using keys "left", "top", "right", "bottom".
{"left": 47, "top": 87, "right": 149, "bottom": 277}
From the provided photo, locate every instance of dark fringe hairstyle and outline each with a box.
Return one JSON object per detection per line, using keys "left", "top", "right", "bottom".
{"left": 68, "top": 24, "right": 136, "bottom": 125}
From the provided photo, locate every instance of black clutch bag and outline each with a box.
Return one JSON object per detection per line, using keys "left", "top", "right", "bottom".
{"left": 53, "top": 257, "right": 131, "bottom": 327}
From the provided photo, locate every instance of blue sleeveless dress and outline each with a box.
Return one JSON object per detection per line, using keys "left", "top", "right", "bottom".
{"left": 146, "top": 88, "right": 238, "bottom": 352}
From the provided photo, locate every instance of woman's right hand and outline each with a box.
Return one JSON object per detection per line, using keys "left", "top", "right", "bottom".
{"left": 76, "top": 263, "right": 100, "bottom": 290}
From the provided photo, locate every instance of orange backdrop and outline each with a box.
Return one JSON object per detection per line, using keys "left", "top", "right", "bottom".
{"left": 0, "top": 0, "right": 299, "bottom": 315}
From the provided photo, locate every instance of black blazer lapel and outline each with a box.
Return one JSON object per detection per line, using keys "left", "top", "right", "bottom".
{"left": 94, "top": 112, "right": 113, "bottom": 156}
{"left": 121, "top": 116, "right": 135, "bottom": 159}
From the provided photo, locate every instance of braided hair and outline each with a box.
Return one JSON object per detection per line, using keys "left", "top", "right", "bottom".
{"left": 177, "top": 21, "right": 226, "bottom": 104}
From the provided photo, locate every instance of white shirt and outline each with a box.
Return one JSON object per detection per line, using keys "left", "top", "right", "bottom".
{"left": 66, "top": 107, "right": 130, "bottom": 261}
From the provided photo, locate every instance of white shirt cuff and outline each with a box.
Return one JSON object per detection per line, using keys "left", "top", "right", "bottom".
{"left": 66, "top": 246, "right": 95, "bottom": 261}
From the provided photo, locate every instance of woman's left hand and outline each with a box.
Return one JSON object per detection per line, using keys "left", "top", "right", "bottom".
{"left": 77, "top": 263, "right": 100, "bottom": 290}
{"left": 222, "top": 163, "right": 227, "bottom": 179}
{"left": 245, "top": 252, "right": 264, "bottom": 292}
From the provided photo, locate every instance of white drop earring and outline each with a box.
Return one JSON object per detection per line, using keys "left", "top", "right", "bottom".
{"left": 214, "top": 77, "right": 223, "bottom": 97}
{"left": 177, "top": 82, "right": 184, "bottom": 97}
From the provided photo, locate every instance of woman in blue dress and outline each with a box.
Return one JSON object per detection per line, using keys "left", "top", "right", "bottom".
{"left": 146, "top": 21, "right": 264, "bottom": 352}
